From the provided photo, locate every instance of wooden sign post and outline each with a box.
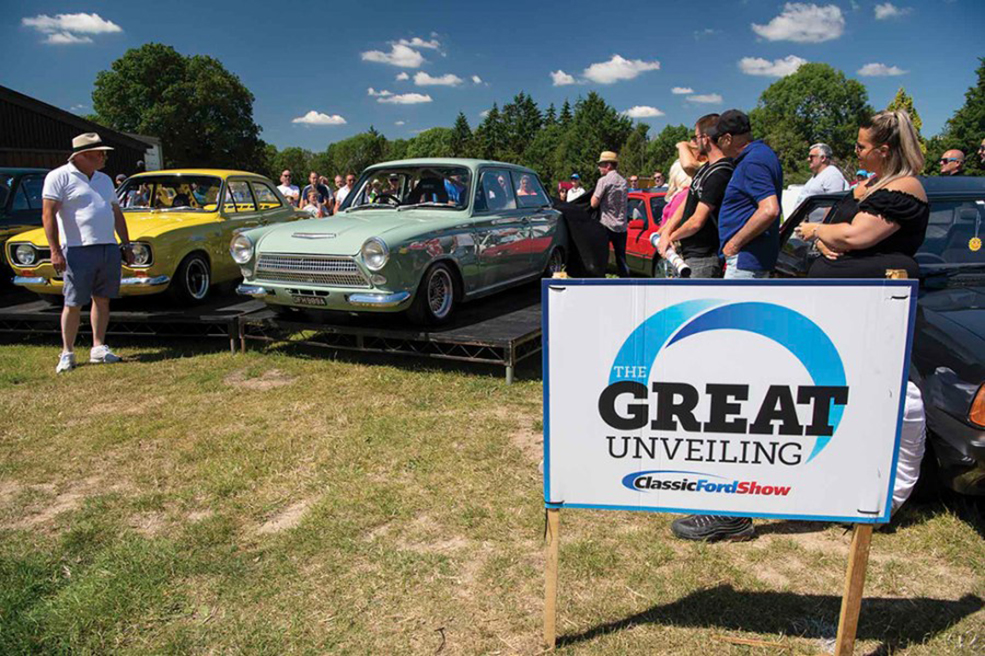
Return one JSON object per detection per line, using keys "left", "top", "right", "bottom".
{"left": 833, "top": 524, "right": 874, "bottom": 655}
{"left": 543, "top": 508, "right": 561, "bottom": 650}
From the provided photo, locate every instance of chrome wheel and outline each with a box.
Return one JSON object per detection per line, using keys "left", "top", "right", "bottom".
{"left": 184, "top": 257, "right": 210, "bottom": 300}
{"left": 427, "top": 267, "right": 454, "bottom": 319}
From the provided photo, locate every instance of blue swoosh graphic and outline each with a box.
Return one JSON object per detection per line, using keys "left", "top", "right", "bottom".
{"left": 609, "top": 299, "right": 722, "bottom": 385}
{"left": 611, "top": 300, "right": 847, "bottom": 462}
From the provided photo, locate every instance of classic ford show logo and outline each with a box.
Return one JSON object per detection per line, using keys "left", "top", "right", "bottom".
{"left": 599, "top": 299, "right": 849, "bottom": 467}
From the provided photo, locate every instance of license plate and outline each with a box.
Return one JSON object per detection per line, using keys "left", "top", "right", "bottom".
{"left": 292, "top": 295, "right": 327, "bottom": 306}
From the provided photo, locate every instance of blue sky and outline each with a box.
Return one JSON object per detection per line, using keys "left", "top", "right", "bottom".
{"left": 2, "top": 1, "right": 983, "bottom": 152}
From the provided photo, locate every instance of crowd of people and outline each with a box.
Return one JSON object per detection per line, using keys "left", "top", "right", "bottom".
{"left": 275, "top": 169, "right": 359, "bottom": 216}
{"left": 564, "top": 108, "right": 941, "bottom": 541}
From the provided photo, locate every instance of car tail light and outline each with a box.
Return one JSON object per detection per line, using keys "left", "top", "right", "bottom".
{"left": 971, "top": 385, "right": 985, "bottom": 428}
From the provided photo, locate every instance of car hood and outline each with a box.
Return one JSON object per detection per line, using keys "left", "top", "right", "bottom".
{"left": 255, "top": 208, "right": 458, "bottom": 255}
{"left": 9, "top": 211, "right": 218, "bottom": 246}
{"left": 916, "top": 283, "right": 985, "bottom": 382}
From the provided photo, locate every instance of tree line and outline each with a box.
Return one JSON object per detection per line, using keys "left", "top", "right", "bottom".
{"left": 88, "top": 45, "right": 985, "bottom": 185}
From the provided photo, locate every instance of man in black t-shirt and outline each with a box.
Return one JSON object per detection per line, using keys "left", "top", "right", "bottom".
{"left": 658, "top": 114, "right": 734, "bottom": 278}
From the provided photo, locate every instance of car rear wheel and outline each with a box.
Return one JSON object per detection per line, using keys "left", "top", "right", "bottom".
{"left": 543, "top": 247, "right": 566, "bottom": 277}
{"left": 407, "top": 262, "right": 457, "bottom": 325}
{"left": 169, "top": 253, "right": 211, "bottom": 305}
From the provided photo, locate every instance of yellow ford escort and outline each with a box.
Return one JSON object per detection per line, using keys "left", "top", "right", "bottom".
{"left": 6, "top": 169, "right": 304, "bottom": 303}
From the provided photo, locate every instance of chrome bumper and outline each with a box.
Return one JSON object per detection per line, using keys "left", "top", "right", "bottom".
{"left": 120, "top": 275, "right": 169, "bottom": 286}
{"left": 237, "top": 284, "right": 270, "bottom": 298}
{"left": 13, "top": 276, "right": 47, "bottom": 285}
{"left": 347, "top": 291, "right": 411, "bottom": 308}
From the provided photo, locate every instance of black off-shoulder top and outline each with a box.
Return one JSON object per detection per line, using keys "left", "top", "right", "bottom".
{"left": 809, "top": 187, "right": 930, "bottom": 279}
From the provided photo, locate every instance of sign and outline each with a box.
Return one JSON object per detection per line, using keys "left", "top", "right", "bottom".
{"left": 543, "top": 279, "right": 918, "bottom": 524}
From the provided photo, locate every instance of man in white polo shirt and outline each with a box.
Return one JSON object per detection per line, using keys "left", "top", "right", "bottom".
{"left": 43, "top": 133, "right": 134, "bottom": 373}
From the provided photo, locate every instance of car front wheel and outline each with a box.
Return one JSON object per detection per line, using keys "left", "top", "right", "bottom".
{"left": 407, "top": 262, "right": 457, "bottom": 326}
{"left": 169, "top": 253, "right": 211, "bottom": 304}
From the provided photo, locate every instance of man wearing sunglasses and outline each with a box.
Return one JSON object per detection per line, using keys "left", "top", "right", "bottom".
{"left": 795, "top": 142, "right": 847, "bottom": 207}
{"left": 939, "top": 149, "right": 965, "bottom": 176}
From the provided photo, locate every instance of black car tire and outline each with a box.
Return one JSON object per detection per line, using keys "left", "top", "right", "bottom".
{"left": 407, "top": 262, "right": 457, "bottom": 326}
{"left": 168, "top": 252, "right": 211, "bottom": 305}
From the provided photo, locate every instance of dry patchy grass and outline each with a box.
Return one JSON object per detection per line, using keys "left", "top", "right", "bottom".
{"left": 0, "top": 339, "right": 982, "bottom": 654}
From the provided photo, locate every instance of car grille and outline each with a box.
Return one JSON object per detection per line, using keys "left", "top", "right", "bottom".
{"left": 255, "top": 253, "right": 370, "bottom": 288}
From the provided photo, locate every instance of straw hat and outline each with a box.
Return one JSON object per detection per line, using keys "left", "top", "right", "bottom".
{"left": 69, "top": 133, "right": 114, "bottom": 161}
{"left": 597, "top": 151, "right": 618, "bottom": 164}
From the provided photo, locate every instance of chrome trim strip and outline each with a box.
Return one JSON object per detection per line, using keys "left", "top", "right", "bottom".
{"left": 236, "top": 284, "right": 270, "bottom": 297}
{"left": 346, "top": 291, "right": 411, "bottom": 308}
{"left": 120, "top": 275, "right": 170, "bottom": 286}
{"left": 13, "top": 276, "right": 46, "bottom": 285}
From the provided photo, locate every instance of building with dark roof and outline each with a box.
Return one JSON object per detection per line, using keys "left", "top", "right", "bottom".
{"left": 0, "top": 85, "right": 159, "bottom": 178}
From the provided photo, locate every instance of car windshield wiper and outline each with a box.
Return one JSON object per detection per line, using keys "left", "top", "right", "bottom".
{"left": 396, "top": 202, "right": 459, "bottom": 211}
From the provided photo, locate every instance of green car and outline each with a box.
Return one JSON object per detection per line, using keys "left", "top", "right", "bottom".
{"left": 233, "top": 159, "right": 566, "bottom": 324}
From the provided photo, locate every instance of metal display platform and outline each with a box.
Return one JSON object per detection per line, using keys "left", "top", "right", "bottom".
{"left": 0, "top": 293, "right": 263, "bottom": 353}
{"left": 239, "top": 284, "right": 543, "bottom": 383}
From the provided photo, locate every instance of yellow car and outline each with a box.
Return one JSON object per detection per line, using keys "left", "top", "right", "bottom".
{"left": 5, "top": 169, "right": 304, "bottom": 303}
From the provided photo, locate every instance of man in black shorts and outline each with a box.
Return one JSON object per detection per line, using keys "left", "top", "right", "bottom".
{"left": 658, "top": 114, "right": 734, "bottom": 279}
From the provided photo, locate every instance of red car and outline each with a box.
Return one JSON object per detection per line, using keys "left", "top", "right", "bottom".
{"left": 608, "top": 190, "right": 667, "bottom": 276}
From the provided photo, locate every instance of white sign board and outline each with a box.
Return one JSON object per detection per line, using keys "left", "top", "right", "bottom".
{"left": 543, "top": 279, "right": 918, "bottom": 523}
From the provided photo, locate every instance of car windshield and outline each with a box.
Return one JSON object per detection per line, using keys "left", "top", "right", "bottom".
{"left": 118, "top": 175, "right": 222, "bottom": 212}
{"left": 916, "top": 198, "right": 985, "bottom": 268}
{"left": 345, "top": 166, "right": 471, "bottom": 211}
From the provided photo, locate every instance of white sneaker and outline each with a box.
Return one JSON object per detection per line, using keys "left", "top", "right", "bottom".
{"left": 56, "top": 352, "right": 76, "bottom": 374}
{"left": 90, "top": 345, "right": 122, "bottom": 364}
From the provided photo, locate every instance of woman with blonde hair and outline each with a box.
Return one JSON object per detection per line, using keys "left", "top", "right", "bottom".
{"left": 796, "top": 110, "right": 928, "bottom": 279}
{"left": 797, "top": 110, "right": 929, "bottom": 515}
{"left": 659, "top": 159, "right": 693, "bottom": 226}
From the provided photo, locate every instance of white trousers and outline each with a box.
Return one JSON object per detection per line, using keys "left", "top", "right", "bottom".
{"left": 892, "top": 381, "right": 927, "bottom": 513}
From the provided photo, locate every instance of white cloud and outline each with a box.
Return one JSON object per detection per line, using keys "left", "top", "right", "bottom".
{"left": 292, "top": 111, "right": 347, "bottom": 126}
{"left": 22, "top": 12, "right": 121, "bottom": 44}
{"left": 874, "top": 3, "right": 911, "bottom": 19}
{"left": 752, "top": 3, "right": 845, "bottom": 43}
{"left": 395, "top": 72, "right": 409, "bottom": 81}
{"left": 413, "top": 72, "right": 463, "bottom": 86}
{"left": 361, "top": 43, "right": 424, "bottom": 68}
{"left": 738, "top": 55, "right": 808, "bottom": 77}
{"left": 367, "top": 87, "right": 393, "bottom": 97}
{"left": 395, "top": 121, "right": 406, "bottom": 126}
{"left": 45, "top": 32, "right": 93, "bottom": 44}
{"left": 622, "top": 106, "right": 665, "bottom": 119}
{"left": 582, "top": 54, "right": 660, "bottom": 84}
{"left": 671, "top": 87, "right": 694, "bottom": 94}
{"left": 396, "top": 37, "right": 441, "bottom": 50}
{"left": 857, "top": 62, "right": 908, "bottom": 76}
{"left": 471, "top": 75, "right": 482, "bottom": 84}
{"left": 551, "top": 69, "right": 577, "bottom": 86}
{"left": 694, "top": 28, "right": 720, "bottom": 39}
{"left": 479, "top": 110, "right": 490, "bottom": 118}
{"left": 687, "top": 93, "right": 723, "bottom": 104}
{"left": 377, "top": 93, "right": 433, "bottom": 105}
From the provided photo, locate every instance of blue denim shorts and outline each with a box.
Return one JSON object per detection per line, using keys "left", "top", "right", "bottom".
{"left": 64, "top": 244, "right": 122, "bottom": 306}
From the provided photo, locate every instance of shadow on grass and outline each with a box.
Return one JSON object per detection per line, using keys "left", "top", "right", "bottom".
{"left": 556, "top": 584, "right": 983, "bottom": 653}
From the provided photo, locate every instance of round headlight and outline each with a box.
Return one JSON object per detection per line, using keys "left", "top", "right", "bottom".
{"left": 361, "top": 238, "right": 389, "bottom": 271}
{"left": 230, "top": 234, "right": 254, "bottom": 265}
{"left": 130, "top": 243, "right": 152, "bottom": 266}
{"left": 15, "top": 244, "right": 36, "bottom": 266}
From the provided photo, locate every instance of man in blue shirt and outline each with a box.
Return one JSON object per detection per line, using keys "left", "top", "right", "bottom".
{"left": 714, "top": 110, "right": 783, "bottom": 279}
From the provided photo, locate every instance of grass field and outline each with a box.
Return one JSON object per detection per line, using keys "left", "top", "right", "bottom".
{"left": 0, "top": 337, "right": 982, "bottom": 655}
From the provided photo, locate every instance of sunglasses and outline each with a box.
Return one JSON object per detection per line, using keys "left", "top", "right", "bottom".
{"left": 939, "top": 158, "right": 962, "bottom": 164}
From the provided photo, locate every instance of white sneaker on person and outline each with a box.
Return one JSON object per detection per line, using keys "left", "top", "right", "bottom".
{"left": 89, "top": 345, "right": 122, "bottom": 364}
{"left": 56, "top": 352, "right": 76, "bottom": 374}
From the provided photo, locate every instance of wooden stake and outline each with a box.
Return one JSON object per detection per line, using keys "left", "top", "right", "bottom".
{"left": 834, "top": 524, "right": 873, "bottom": 656}
{"left": 544, "top": 508, "right": 561, "bottom": 650}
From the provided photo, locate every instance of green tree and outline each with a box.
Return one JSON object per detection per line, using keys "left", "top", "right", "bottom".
{"left": 323, "top": 130, "right": 388, "bottom": 176}
{"left": 271, "top": 147, "right": 313, "bottom": 182}
{"left": 91, "top": 43, "right": 265, "bottom": 171}
{"left": 559, "top": 100, "right": 573, "bottom": 127}
{"left": 925, "top": 57, "right": 985, "bottom": 176}
{"left": 645, "top": 124, "right": 690, "bottom": 177}
{"left": 886, "top": 87, "right": 927, "bottom": 158}
{"left": 500, "top": 92, "right": 543, "bottom": 163}
{"left": 554, "top": 93, "right": 633, "bottom": 187}
{"left": 405, "top": 128, "right": 453, "bottom": 158}
{"left": 473, "top": 104, "right": 506, "bottom": 160}
{"left": 749, "top": 62, "right": 871, "bottom": 184}
{"left": 450, "top": 113, "right": 472, "bottom": 157}
{"left": 621, "top": 123, "right": 650, "bottom": 178}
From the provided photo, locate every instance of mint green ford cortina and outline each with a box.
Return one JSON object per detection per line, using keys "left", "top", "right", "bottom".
{"left": 232, "top": 159, "right": 567, "bottom": 324}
